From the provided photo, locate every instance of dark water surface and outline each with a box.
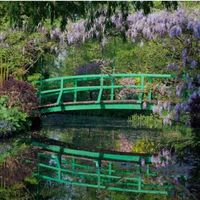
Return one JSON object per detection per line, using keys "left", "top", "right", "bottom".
{"left": 35, "top": 114, "right": 199, "bottom": 200}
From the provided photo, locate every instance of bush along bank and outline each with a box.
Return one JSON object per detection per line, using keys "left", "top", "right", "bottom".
{"left": 0, "top": 77, "right": 39, "bottom": 138}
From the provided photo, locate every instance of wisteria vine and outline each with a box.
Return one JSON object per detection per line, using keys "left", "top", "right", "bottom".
{"left": 1, "top": 8, "right": 200, "bottom": 127}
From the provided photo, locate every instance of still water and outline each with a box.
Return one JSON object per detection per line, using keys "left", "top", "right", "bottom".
{"left": 35, "top": 113, "right": 199, "bottom": 200}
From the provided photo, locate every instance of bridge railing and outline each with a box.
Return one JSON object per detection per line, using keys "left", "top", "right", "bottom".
{"left": 35, "top": 73, "right": 172, "bottom": 108}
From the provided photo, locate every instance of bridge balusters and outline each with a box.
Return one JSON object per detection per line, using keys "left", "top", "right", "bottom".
{"left": 38, "top": 81, "right": 42, "bottom": 105}
{"left": 37, "top": 73, "right": 173, "bottom": 112}
{"left": 148, "top": 78, "right": 153, "bottom": 102}
{"left": 57, "top": 152, "right": 62, "bottom": 180}
{"left": 56, "top": 78, "right": 64, "bottom": 105}
{"left": 95, "top": 160, "right": 101, "bottom": 188}
{"left": 139, "top": 76, "right": 145, "bottom": 103}
{"left": 138, "top": 176, "right": 142, "bottom": 190}
{"left": 97, "top": 75, "right": 104, "bottom": 103}
{"left": 72, "top": 157, "right": 76, "bottom": 172}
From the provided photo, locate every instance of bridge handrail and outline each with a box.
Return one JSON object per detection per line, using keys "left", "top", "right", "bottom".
{"left": 36, "top": 73, "right": 173, "bottom": 84}
{"left": 36, "top": 73, "right": 173, "bottom": 96}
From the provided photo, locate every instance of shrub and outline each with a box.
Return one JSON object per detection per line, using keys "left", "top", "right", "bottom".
{"left": 0, "top": 77, "right": 38, "bottom": 116}
{"left": 0, "top": 96, "right": 29, "bottom": 137}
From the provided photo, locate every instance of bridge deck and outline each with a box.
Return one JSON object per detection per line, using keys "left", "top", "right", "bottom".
{"left": 37, "top": 100, "right": 155, "bottom": 113}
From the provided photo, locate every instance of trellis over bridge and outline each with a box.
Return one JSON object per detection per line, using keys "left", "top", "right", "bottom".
{"left": 32, "top": 140, "right": 176, "bottom": 195}
{"left": 36, "top": 73, "right": 173, "bottom": 114}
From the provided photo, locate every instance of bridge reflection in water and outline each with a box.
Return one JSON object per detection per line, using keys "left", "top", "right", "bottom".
{"left": 32, "top": 137, "right": 182, "bottom": 196}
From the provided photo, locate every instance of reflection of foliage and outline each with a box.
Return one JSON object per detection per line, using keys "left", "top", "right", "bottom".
{"left": 132, "top": 138, "right": 157, "bottom": 154}
{"left": 136, "top": 193, "right": 168, "bottom": 200}
{"left": 129, "top": 114, "right": 163, "bottom": 129}
{"left": 0, "top": 184, "right": 33, "bottom": 200}
{"left": 0, "top": 142, "right": 36, "bottom": 200}
{"left": 110, "top": 192, "right": 130, "bottom": 200}
{"left": 116, "top": 134, "right": 132, "bottom": 152}
{"left": 38, "top": 182, "right": 69, "bottom": 200}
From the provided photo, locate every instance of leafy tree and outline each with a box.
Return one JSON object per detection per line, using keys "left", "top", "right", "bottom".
{"left": 1, "top": 1, "right": 178, "bottom": 31}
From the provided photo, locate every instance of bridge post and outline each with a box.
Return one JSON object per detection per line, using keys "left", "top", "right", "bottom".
{"left": 138, "top": 176, "right": 142, "bottom": 191}
{"left": 72, "top": 157, "right": 76, "bottom": 172}
{"left": 110, "top": 77, "right": 115, "bottom": 100}
{"left": 108, "top": 162, "right": 112, "bottom": 183}
{"left": 95, "top": 160, "right": 101, "bottom": 188}
{"left": 139, "top": 76, "right": 145, "bottom": 103}
{"left": 148, "top": 78, "right": 152, "bottom": 102}
{"left": 39, "top": 80, "right": 43, "bottom": 105}
{"left": 74, "top": 79, "right": 77, "bottom": 102}
{"left": 56, "top": 78, "right": 64, "bottom": 105}
{"left": 57, "top": 148, "right": 63, "bottom": 180}
{"left": 97, "top": 75, "right": 104, "bottom": 103}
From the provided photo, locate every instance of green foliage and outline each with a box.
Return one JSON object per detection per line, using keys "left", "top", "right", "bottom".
{"left": 126, "top": 40, "right": 171, "bottom": 73}
{"left": 3, "top": 1, "right": 86, "bottom": 31}
{"left": 0, "top": 184, "right": 32, "bottom": 200}
{"left": 24, "top": 176, "right": 38, "bottom": 185}
{"left": 135, "top": 193, "right": 168, "bottom": 200}
{"left": 0, "top": 141, "right": 36, "bottom": 200}
{"left": 0, "top": 140, "right": 28, "bottom": 164}
{"left": 180, "top": 1, "right": 200, "bottom": 9}
{"left": 63, "top": 40, "right": 102, "bottom": 76}
{"left": 61, "top": 37, "right": 172, "bottom": 76}
{"left": 0, "top": 29, "right": 57, "bottom": 80}
{"left": 110, "top": 192, "right": 131, "bottom": 200}
{"left": 27, "top": 73, "right": 42, "bottom": 83}
{"left": 1, "top": 2, "right": 178, "bottom": 31}
{"left": 0, "top": 96, "right": 29, "bottom": 137}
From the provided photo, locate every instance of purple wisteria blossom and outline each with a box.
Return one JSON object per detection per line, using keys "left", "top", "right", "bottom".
{"left": 50, "top": 28, "right": 62, "bottom": 40}
{"left": 75, "top": 62, "right": 102, "bottom": 75}
{"left": 167, "top": 63, "right": 179, "bottom": 71}
{"left": 169, "top": 25, "right": 182, "bottom": 37}
{"left": 190, "top": 60, "right": 198, "bottom": 69}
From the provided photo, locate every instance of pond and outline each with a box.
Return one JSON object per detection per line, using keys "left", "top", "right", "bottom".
{"left": 33, "top": 113, "right": 198, "bottom": 200}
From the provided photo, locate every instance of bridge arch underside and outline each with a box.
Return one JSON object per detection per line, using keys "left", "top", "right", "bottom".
{"left": 39, "top": 101, "right": 154, "bottom": 114}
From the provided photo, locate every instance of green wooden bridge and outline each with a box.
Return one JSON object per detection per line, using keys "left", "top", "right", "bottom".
{"left": 36, "top": 73, "right": 172, "bottom": 114}
{"left": 32, "top": 140, "right": 177, "bottom": 195}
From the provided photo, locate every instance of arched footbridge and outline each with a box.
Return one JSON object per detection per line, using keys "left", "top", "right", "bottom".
{"left": 36, "top": 73, "right": 173, "bottom": 114}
